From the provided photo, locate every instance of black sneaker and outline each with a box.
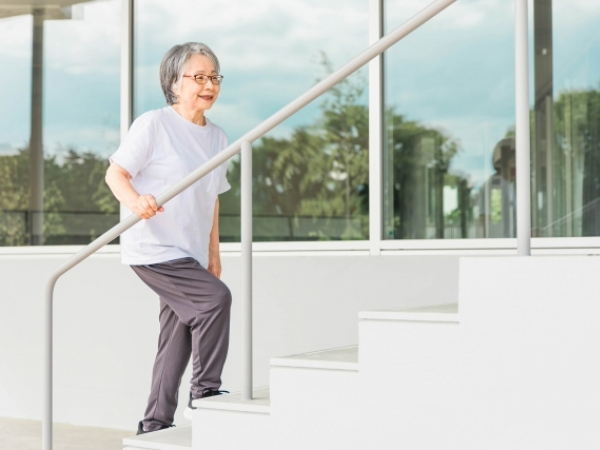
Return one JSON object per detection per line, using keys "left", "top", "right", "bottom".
{"left": 136, "top": 421, "right": 175, "bottom": 435}
{"left": 184, "top": 389, "right": 230, "bottom": 419}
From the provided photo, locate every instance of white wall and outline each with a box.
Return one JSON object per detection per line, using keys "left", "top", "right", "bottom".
{"left": 457, "top": 256, "right": 600, "bottom": 449}
{"left": 0, "top": 248, "right": 458, "bottom": 430}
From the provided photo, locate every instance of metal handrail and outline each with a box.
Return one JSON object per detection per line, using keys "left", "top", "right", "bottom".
{"left": 42, "top": 0, "right": 456, "bottom": 448}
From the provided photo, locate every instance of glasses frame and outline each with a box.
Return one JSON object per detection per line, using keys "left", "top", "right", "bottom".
{"left": 182, "top": 74, "right": 224, "bottom": 85}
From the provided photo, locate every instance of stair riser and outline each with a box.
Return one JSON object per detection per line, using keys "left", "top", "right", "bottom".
{"left": 270, "top": 367, "right": 359, "bottom": 450}
{"left": 192, "top": 410, "right": 270, "bottom": 450}
{"left": 360, "top": 319, "right": 459, "bottom": 363}
{"left": 359, "top": 319, "right": 461, "bottom": 449}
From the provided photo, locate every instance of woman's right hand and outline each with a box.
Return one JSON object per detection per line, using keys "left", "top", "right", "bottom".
{"left": 130, "top": 194, "right": 164, "bottom": 220}
{"left": 105, "top": 162, "right": 164, "bottom": 220}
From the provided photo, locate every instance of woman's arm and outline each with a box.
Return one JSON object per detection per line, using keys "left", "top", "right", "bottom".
{"left": 207, "top": 198, "right": 222, "bottom": 278}
{"left": 105, "top": 162, "right": 164, "bottom": 220}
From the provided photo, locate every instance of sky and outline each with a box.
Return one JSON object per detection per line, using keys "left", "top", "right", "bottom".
{"left": 133, "top": 0, "right": 369, "bottom": 140}
{"left": 1, "top": 0, "right": 599, "bottom": 192}
{"left": 384, "top": 0, "right": 600, "bottom": 188}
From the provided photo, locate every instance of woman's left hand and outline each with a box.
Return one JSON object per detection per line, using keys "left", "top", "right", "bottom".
{"left": 208, "top": 250, "right": 222, "bottom": 279}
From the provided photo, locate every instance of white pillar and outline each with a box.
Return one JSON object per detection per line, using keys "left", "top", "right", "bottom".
{"left": 29, "top": 8, "right": 44, "bottom": 245}
{"left": 369, "top": 0, "right": 384, "bottom": 254}
{"left": 515, "top": 0, "right": 531, "bottom": 255}
{"left": 120, "top": 0, "right": 134, "bottom": 141}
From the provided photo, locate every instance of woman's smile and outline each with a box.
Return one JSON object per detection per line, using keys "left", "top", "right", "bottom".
{"left": 172, "top": 53, "right": 221, "bottom": 125}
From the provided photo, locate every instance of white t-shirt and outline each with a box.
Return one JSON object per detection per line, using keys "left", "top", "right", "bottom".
{"left": 110, "top": 106, "right": 231, "bottom": 267}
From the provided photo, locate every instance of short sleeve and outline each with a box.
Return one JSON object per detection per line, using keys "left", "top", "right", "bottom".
{"left": 217, "top": 132, "right": 231, "bottom": 195}
{"left": 109, "top": 112, "right": 156, "bottom": 178}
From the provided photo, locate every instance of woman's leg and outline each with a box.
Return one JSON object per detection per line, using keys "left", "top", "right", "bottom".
{"left": 140, "top": 297, "right": 191, "bottom": 431}
{"left": 132, "top": 258, "right": 232, "bottom": 409}
{"left": 184, "top": 263, "right": 232, "bottom": 399}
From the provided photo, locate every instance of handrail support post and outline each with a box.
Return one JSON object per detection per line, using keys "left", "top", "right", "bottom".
{"left": 241, "top": 141, "right": 253, "bottom": 401}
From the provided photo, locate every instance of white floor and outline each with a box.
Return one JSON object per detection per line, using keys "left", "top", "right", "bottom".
{"left": 0, "top": 416, "right": 134, "bottom": 450}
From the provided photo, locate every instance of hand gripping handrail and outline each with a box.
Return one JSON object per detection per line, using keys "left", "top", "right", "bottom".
{"left": 42, "top": 0, "right": 455, "bottom": 448}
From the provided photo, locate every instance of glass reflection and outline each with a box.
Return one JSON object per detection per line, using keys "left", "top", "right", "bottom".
{"left": 134, "top": 0, "right": 369, "bottom": 241}
{"left": 0, "top": 1, "right": 121, "bottom": 246}
{"left": 533, "top": 0, "right": 600, "bottom": 237}
{"left": 383, "top": 0, "right": 600, "bottom": 240}
{"left": 383, "top": 0, "right": 517, "bottom": 240}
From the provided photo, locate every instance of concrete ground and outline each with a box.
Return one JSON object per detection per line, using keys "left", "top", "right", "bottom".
{"left": 0, "top": 416, "right": 135, "bottom": 450}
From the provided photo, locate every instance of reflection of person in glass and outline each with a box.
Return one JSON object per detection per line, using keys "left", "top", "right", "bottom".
{"left": 105, "top": 43, "right": 232, "bottom": 434}
{"left": 477, "top": 137, "right": 516, "bottom": 238}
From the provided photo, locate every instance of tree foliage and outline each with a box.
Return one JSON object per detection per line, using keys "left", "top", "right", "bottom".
{"left": 0, "top": 148, "right": 118, "bottom": 245}
{"left": 553, "top": 87, "right": 600, "bottom": 236}
{"left": 220, "top": 56, "right": 370, "bottom": 240}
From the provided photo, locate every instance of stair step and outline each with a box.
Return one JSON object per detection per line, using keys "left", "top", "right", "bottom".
{"left": 359, "top": 302, "right": 458, "bottom": 322}
{"left": 269, "top": 346, "right": 360, "bottom": 450}
{"left": 122, "top": 425, "right": 191, "bottom": 450}
{"left": 271, "top": 346, "right": 358, "bottom": 371}
{"left": 191, "top": 388, "right": 272, "bottom": 450}
{"left": 192, "top": 387, "right": 270, "bottom": 414}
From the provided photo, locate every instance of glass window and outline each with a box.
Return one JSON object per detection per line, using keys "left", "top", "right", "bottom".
{"left": 383, "top": 0, "right": 600, "bottom": 240}
{"left": 0, "top": 1, "right": 121, "bottom": 246}
{"left": 534, "top": 0, "right": 600, "bottom": 237}
{"left": 383, "top": 0, "right": 516, "bottom": 240}
{"left": 134, "top": 0, "right": 369, "bottom": 242}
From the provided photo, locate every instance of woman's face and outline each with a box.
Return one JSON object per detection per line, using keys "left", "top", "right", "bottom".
{"left": 174, "top": 54, "right": 220, "bottom": 113}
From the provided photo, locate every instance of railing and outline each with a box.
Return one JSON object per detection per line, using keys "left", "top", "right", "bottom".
{"left": 42, "top": 0, "right": 457, "bottom": 448}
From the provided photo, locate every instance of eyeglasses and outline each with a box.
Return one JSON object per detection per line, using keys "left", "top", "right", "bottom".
{"left": 182, "top": 74, "right": 224, "bottom": 85}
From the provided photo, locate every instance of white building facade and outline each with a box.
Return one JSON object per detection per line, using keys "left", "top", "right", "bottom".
{"left": 1, "top": 0, "right": 600, "bottom": 447}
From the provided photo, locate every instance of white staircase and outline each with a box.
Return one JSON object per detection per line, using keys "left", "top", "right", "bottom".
{"left": 124, "top": 256, "right": 600, "bottom": 450}
{"left": 123, "top": 303, "right": 457, "bottom": 450}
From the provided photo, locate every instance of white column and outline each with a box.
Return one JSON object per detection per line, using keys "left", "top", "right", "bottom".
{"left": 120, "top": 0, "right": 134, "bottom": 141}
{"left": 515, "top": 0, "right": 531, "bottom": 255}
{"left": 369, "top": 0, "right": 384, "bottom": 254}
{"left": 29, "top": 8, "right": 44, "bottom": 245}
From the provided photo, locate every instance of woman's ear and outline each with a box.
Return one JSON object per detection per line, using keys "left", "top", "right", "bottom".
{"left": 171, "top": 81, "right": 180, "bottom": 103}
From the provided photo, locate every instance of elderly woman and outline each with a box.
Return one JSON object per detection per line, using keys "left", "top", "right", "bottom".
{"left": 105, "top": 42, "right": 232, "bottom": 434}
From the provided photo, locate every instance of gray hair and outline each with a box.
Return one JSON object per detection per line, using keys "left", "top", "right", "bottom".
{"left": 159, "top": 42, "right": 221, "bottom": 105}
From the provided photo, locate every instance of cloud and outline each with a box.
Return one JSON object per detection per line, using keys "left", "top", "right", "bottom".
{"left": 1, "top": 0, "right": 600, "bottom": 198}
{"left": 0, "top": 1, "right": 120, "bottom": 74}
{"left": 133, "top": 0, "right": 369, "bottom": 142}
{"left": 136, "top": 0, "right": 367, "bottom": 73}
{"left": 0, "top": 15, "right": 32, "bottom": 59}
{"left": 385, "top": 0, "right": 511, "bottom": 35}
{"left": 45, "top": 125, "right": 120, "bottom": 157}
{"left": 44, "top": 0, "right": 120, "bottom": 75}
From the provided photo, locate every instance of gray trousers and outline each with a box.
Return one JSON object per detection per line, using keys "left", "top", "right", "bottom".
{"left": 131, "top": 257, "right": 232, "bottom": 431}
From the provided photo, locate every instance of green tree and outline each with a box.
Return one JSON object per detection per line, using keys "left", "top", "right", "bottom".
{"left": 386, "top": 111, "right": 460, "bottom": 239}
{"left": 0, "top": 147, "right": 118, "bottom": 245}
{"left": 0, "top": 149, "right": 29, "bottom": 245}
{"left": 220, "top": 56, "right": 370, "bottom": 241}
{"left": 553, "top": 87, "right": 600, "bottom": 236}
